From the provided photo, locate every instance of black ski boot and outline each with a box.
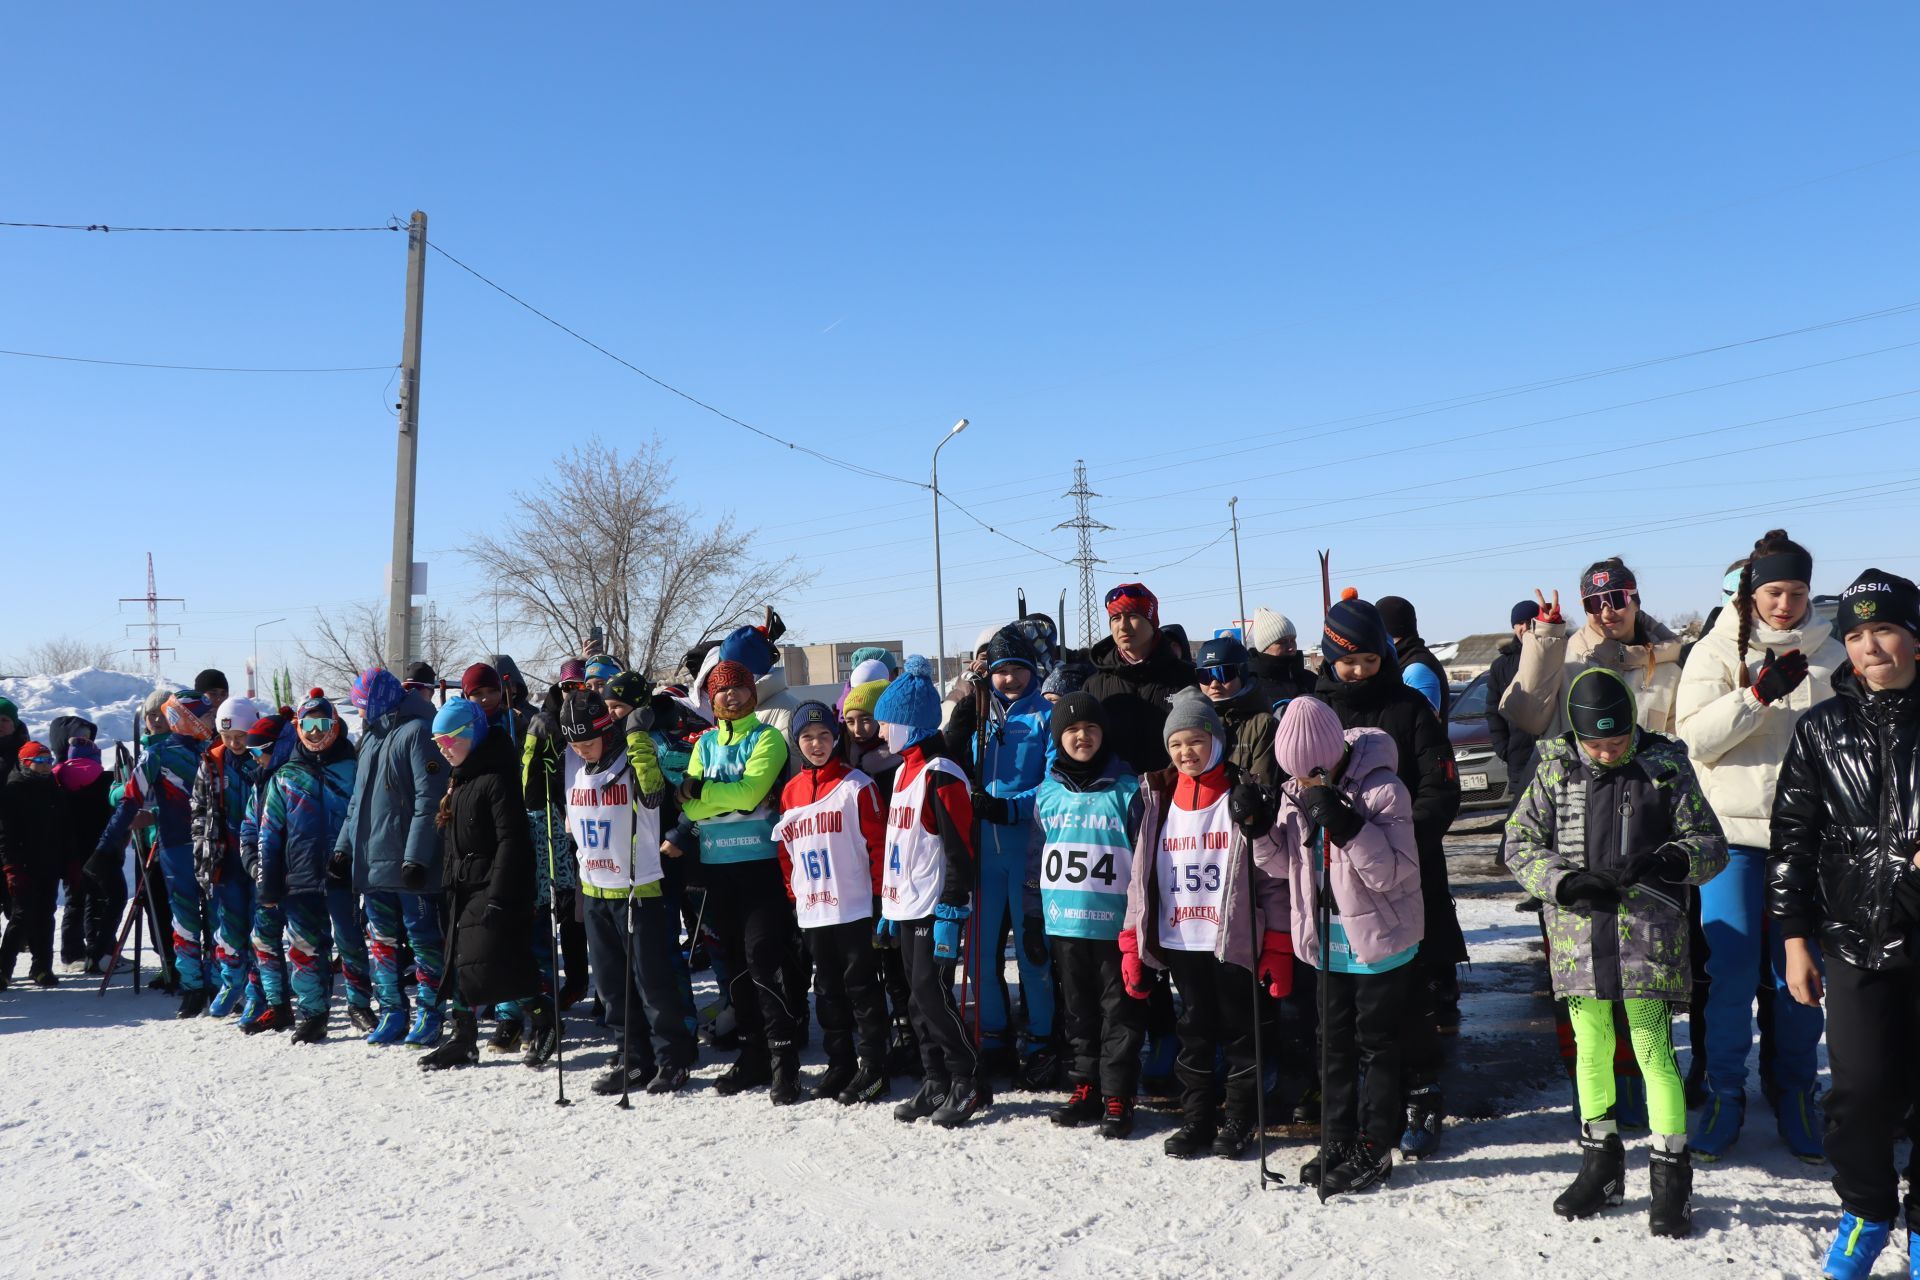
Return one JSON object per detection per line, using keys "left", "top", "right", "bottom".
{"left": 769, "top": 1057, "right": 802, "bottom": 1107}
{"left": 177, "top": 988, "right": 211, "bottom": 1019}
{"left": 420, "top": 1010, "right": 479, "bottom": 1071}
{"left": 1322, "top": 1137, "right": 1393, "bottom": 1195}
{"left": 713, "top": 1051, "right": 773, "bottom": 1097}
{"left": 488, "top": 1014, "right": 524, "bottom": 1054}
{"left": 893, "top": 1076, "right": 948, "bottom": 1123}
{"left": 522, "top": 1007, "right": 560, "bottom": 1068}
{"left": 32, "top": 970, "right": 59, "bottom": 989}
{"left": 837, "top": 1060, "right": 890, "bottom": 1105}
{"left": 1647, "top": 1147, "right": 1693, "bottom": 1238}
{"left": 646, "top": 1064, "right": 691, "bottom": 1095}
{"left": 241, "top": 1004, "right": 294, "bottom": 1035}
{"left": 1052, "top": 1082, "right": 1102, "bottom": 1127}
{"left": 1099, "top": 1095, "right": 1136, "bottom": 1140}
{"left": 291, "top": 1013, "right": 328, "bottom": 1044}
{"left": 591, "top": 1056, "right": 657, "bottom": 1096}
{"left": 1212, "top": 1116, "right": 1257, "bottom": 1159}
{"left": 346, "top": 1003, "right": 378, "bottom": 1035}
{"left": 1292, "top": 1086, "right": 1322, "bottom": 1126}
{"left": 1163, "top": 1118, "right": 1218, "bottom": 1159}
{"left": 1016, "top": 1046, "right": 1063, "bottom": 1092}
{"left": 931, "top": 1076, "right": 989, "bottom": 1128}
{"left": 1300, "top": 1141, "right": 1352, "bottom": 1187}
{"left": 812, "top": 1061, "right": 857, "bottom": 1103}
{"left": 1553, "top": 1129, "right": 1626, "bottom": 1220}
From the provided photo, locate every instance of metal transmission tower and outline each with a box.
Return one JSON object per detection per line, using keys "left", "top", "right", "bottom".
{"left": 119, "top": 552, "right": 184, "bottom": 683}
{"left": 1054, "top": 460, "right": 1111, "bottom": 647}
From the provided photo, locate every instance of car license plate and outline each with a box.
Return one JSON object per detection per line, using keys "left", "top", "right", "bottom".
{"left": 1461, "top": 773, "right": 1488, "bottom": 792}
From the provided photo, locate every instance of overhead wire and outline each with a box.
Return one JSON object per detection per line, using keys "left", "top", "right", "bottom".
{"left": 0, "top": 348, "right": 395, "bottom": 374}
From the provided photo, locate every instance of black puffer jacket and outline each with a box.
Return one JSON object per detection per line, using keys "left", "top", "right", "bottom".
{"left": 442, "top": 725, "right": 540, "bottom": 1007}
{"left": 1248, "top": 650, "right": 1317, "bottom": 711}
{"left": 1769, "top": 665, "right": 1920, "bottom": 971}
{"left": 1, "top": 768, "right": 72, "bottom": 877}
{"left": 1079, "top": 634, "right": 1195, "bottom": 774}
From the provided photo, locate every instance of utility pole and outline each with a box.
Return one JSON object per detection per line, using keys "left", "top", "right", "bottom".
{"left": 1228, "top": 497, "right": 1247, "bottom": 633}
{"left": 119, "top": 552, "right": 183, "bottom": 686}
{"left": 930, "top": 418, "right": 969, "bottom": 689}
{"left": 1055, "top": 460, "right": 1111, "bottom": 647}
{"left": 385, "top": 210, "right": 428, "bottom": 669}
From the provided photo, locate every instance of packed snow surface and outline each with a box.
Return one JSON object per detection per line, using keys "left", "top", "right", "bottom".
{"left": 0, "top": 666, "right": 163, "bottom": 747}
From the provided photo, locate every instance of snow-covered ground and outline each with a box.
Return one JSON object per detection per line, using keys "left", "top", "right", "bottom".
{"left": 0, "top": 822, "right": 1882, "bottom": 1280}
{"left": 0, "top": 667, "right": 162, "bottom": 748}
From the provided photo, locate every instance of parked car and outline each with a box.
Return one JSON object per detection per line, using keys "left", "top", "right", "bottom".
{"left": 1447, "top": 673, "right": 1509, "bottom": 812}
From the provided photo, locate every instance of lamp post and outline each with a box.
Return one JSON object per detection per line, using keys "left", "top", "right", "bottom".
{"left": 931, "top": 418, "right": 970, "bottom": 689}
{"left": 1228, "top": 497, "right": 1247, "bottom": 637}
{"left": 251, "top": 617, "right": 286, "bottom": 698}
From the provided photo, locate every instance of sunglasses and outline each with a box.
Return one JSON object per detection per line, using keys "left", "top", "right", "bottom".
{"left": 433, "top": 731, "right": 473, "bottom": 753}
{"left": 1198, "top": 665, "right": 1242, "bottom": 685}
{"left": 247, "top": 744, "right": 273, "bottom": 759}
{"left": 1582, "top": 589, "right": 1635, "bottom": 614}
{"left": 299, "top": 715, "right": 336, "bottom": 734}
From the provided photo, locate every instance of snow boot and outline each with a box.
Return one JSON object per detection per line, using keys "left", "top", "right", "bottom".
{"left": 1399, "top": 1085, "right": 1444, "bottom": 1159}
{"left": 290, "top": 1013, "right": 328, "bottom": 1044}
{"left": 1819, "top": 1213, "right": 1892, "bottom": 1280}
{"left": 241, "top": 1004, "right": 294, "bottom": 1035}
{"left": 1322, "top": 1137, "right": 1393, "bottom": 1195}
{"left": 365, "top": 1011, "right": 409, "bottom": 1045}
{"left": 645, "top": 1064, "right": 691, "bottom": 1095}
{"left": 522, "top": 1007, "right": 560, "bottom": 1068}
{"left": 208, "top": 979, "right": 245, "bottom": 1018}
{"left": 1016, "top": 1045, "right": 1063, "bottom": 1092}
{"left": 176, "top": 988, "right": 210, "bottom": 1019}
{"left": 1647, "top": 1147, "right": 1693, "bottom": 1239}
{"left": 893, "top": 1076, "right": 949, "bottom": 1123}
{"left": 1099, "top": 1095, "right": 1136, "bottom": 1140}
{"left": 1552, "top": 1129, "right": 1626, "bottom": 1219}
{"left": 1162, "top": 1118, "right": 1217, "bottom": 1159}
{"left": 769, "top": 1058, "right": 802, "bottom": 1107}
{"left": 1052, "top": 1082, "right": 1102, "bottom": 1127}
{"left": 931, "top": 1076, "right": 989, "bottom": 1128}
{"left": 713, "top": 1051, "right": 773, "bottom": 1097}
{"left": 837, "top": 1060, "right": 890, "bottom": 1106}
{"left": 237, "top": 984, "right": 264, "bottom": 1025}
{"left": 1211, "top": 1116, "right": 1257, "bottom": 1159}
{"left": 419, "top": 1010, "right": 479, "bottom": 1071}
{"left": 591, "top": 1056, "right": 657, "bottom": 1096}
{"left": 1299, "top": 1142, "right": 1352, "bottom": 1188}
{"left": 1689, "top": 1088, "right": 1744, "bottom": 1162}
{"left": 811, "top": 1061, "right": 857, "bottom": 1104}
{"left": 1775, "top": 1085, "right": 1827, "bottom": 1164}
{"left": 346, "top": 1003, "right": 379, "bottom": 1035}
{"left": 404, "top": 1006, "right": 444, "bottom": 1047}
{"left": 488, "top": 1014, "right": 524, "bottom": 1054}
{"left": 32, "top": 970, "right": 58, "bottom": 989}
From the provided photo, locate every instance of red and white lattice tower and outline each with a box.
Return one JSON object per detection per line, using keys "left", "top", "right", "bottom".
{"left": 120, "top": 552, "right": 184, "bottom": 684}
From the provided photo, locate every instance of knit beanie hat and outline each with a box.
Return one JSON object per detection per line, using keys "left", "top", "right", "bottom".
{"left": 1579, "top": 558, "right": 1637, "bottom": 602}
{"left": 1248, "top": 608, "right": 1296, "bottom": 653}
{"left": 17, "top": 741, "right": 51, "bottom": 765}
{"left": 1567, "top": 667, "right": 1637, "bottom": 740}
{"left": 788, "top": 700, "right": 842, "bottom": 752}
{"left": 848, "top": 657, "right": 893, "bottom": 687}
{"left": 214, "top": 697, "right": 261, "bottom": 735}
{"left": 0, "top": 695, "right": 16, "bottom": 723}
{"left": 1104, "top": 582, "right": 1160, "bottom": 627}
{"left": 460, "top": 662, "right": 502, "bottom": 696}
{"left": 847, "top": 647, "right": 898, "bottom": 679}
{"left": 403, "top": 661, "right": 436, "bottom": 689}
{"left": 873, "top": 655, "right": 941, "bottom": 734}
{"left": 560, "top": 691, "right": 615, "bottom": 743}
{"left": 1375, "top": 595, "right": 1418, "bottom": 640}
{"left": 193, "top": 669, "right": 229, "bottom": 697}
{"left": 1837, "top": 567, "right": 1920, "bottom": 639}
{"left": 605, "top": 671, "right": 650, "bottom": 708}
{"left": 705, "top": 659, "right": 756, "bottom": 699}
{"left": 841, "top": 679, "right": 888, "bottom": 717}
{"left": 1041, "top": 661, "right": 1090, "bottom": 698}
{"left": 431, "top": 696, "right": 488, "bottom": 748}
{"left": 718, "top": 624, "right": 779, "bottom": 677}
{"left": 985, "top": 624, "right": 1039, "bottom": 671}
{"left": 1049, "top": 691, "right": 1107, "bottom": 744}
{"left": 141, "top": 688, "right": 171, "bottom": 720}
{"left": 556, "top": 657, "right": 587, "bottom": 687}
{"left": 1161, "top": 686, "right": 1225, "bottom": 747}
{"left": 65, "top": 737, "right": 102, "bottom": 764}
{"left": 1322, "top": 590, "right": 1395, "bottom": 670}
{"left": 1274, "top": 696, "right": 1348, "bottom": 780}
{"left": 296, "top": 688, "right": 337, "bottom": 723}
{"left": 247, "top": 715, "right": 285, "bottom": 749}
{"left": 1510, "top": 600, "right": 1541, "bottom": 628}
{"left": 584, "top": 653, "right": 623, "bottom": 683}
{"left": 1050, "top": 691, "right": 1112, "bottom": 783}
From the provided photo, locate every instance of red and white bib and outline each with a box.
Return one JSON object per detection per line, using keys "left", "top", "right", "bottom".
{"left": 1156, "top": 797, "right": 1234, "bottom": 952}
{"left": 881, "top": 757, "right": 967, "bottom": 922}
{"left": 774, "top": 770, "right": 877, "bottom": 928}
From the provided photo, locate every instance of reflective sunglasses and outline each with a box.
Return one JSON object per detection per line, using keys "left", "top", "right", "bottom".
{"left": 1582, "top": 589, "right": 1634, "bottom": 614}
{"left": 433, "top": 730, "right": 474, "bottom": 753}
{"left": 299, "top": 715, "right": 336, "bottom": 735}
{"left": 1198, "top": 665, "right": 1243, "bottom": 685}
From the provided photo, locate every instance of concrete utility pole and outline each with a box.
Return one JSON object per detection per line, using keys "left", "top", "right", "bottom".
{"left": 385, "top": 210, "right": 428, "bottom": 669}
{"left": 1228, "top": 497, "right": 1247, "bottom": 632}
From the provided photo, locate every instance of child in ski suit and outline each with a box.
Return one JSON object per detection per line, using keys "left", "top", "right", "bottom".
{"left": 1, "top": 743, "right": 69, "bottom": 986}
{"left": 190, "top": 697, "right": 263, "bottom": 1017}
{"left": 1506, "top": 666, "right": 1727, "bottom": 1239}
{"left": 237, "top": 714, "right": 304, "bottom": 1033}
{"left": 1121, "top": 687, "right": 1292, "bottom": 1161}
{"left": 257, "top": 692, "right": 361, "bottom": 1044}
{"left": 1268, "top": 695, "right": 1424, "bottom": 1195}
{"left": 1027, "top": 691, "right": 1147, "bottom": 1138}
{"left": 773, "top": 701, "right": 891, "bottom": 1105}
{"left": 874, "top": 655, "right": 984, "bottom": 1128}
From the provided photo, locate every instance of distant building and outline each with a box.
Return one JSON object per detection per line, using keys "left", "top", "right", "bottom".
{"left": 778, "top": 641, "right": 904, "bottom": 687}
{"left": 1439, "top": 633, "right": 1511, "bottom": 683}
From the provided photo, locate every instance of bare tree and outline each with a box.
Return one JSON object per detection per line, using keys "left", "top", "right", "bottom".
{"left": 466, "top": 437, "right": 809, "bottom": 679}
{"left": 296, "top": 599, "right": 469, "bottom": 696}
{"left": 9, "top": 635, "right": 123, "bottom": 676}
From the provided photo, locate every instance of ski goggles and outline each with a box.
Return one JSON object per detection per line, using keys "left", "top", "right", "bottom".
{"left": 299, "top": 715, "right": 336, "bottom": 735}
{"left": 1582, "top": 589, "right": 1635, "bottom": 614}
{"left": 247, "top": 744, "right": 275, "bottom": 760}
{"left": 433, "top": 729, "right": 477, "bottom": 753}
{"left": 1197, "top": 664, "right": 1244, "bottom": 685}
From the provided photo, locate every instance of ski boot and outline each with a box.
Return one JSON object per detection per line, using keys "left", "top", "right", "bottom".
{"left": 32, "top": 971, "right": 58, "bottom": 989}
{"left": 591, "top": 1055, "right": 657, "bottom": 1097}
{"left": 207, "top": 979, "right": 245, "bottom": 1018}
{"left": 365, "top": 1010, "right": 409, "bottom": 1045}
{"left": 1292, "top": 1085, "right": 1322, "bottom": 1127}
{"left": 1052, "top": 1082, "right": 1102, "bottom": 1128}
{"left": 346, "top": 1002, "right": 379, "bottom": 1035}
{"left": 837, "top": 1060, "right": 890, "bottom": 1106}
{"left": 419, "top": 1010, "right": 479, "bottom": 1071}
{"left": 1162, "top": 1118, "right": 1217, "bottom": 1159}
{"left": 1212, "top": 1116, "right": 1257, "bottom": 1159}
{"left": 176, "top": 988, "right": 210, "bottom": 1018}
{"left": 522, "top": 1006, "right": 560, "bottom": 1068}
{"left": 1322, "top": 1138, "right": 1393, "bottom": 1195}
{"left": 1300, "top": 1141, "right": 1352, "bottom": 1187}
{"left": 1099, "top": 1095, "right": 1136, "bottom": 1140}
{"left": 769, "top": 1057, "right": 802, "bottom": 1107}
{"left": 712, "top": 1051, "right": 773, "bottom": 1097}
{"left": 812, "top": 1061, "right": 857, "bottom": 1103}
{"left": 1016, "top": 1045, "right": 1063, "bottom": 1092}
{"left": 404, "top": 1006, "right": 444, "bottom": 1047}
{"left": 893, "top": 1077, "right": 948, "bottom": 1123}
{"left": 1819, "top": 1212, "right": 1891, "bottom": 1279}
{"left": 291, "top": 1013, "right": 328, "bottom": 1044}
{"left": 1774, "top": 1085, "right": 1826, "bottom": 1164}
{"left": 646, "top": 1064, "right": 690, "bottom": 1095}
{"left": 241, "top": 1004, "right": 294, "bottom": 1035}
{"left": 1399, "top": 1085, "right": 1445, "bottom": 1159}
{"left": 488, "top": 1013, "right": 524, "bottom": 1054}
{"left": 1689, "top": 1088, "right": 1744, "bottom": 1162}
{"left": 1648, "top": 1147, "right": 1693, "bottom": 1239}
{"left": 931, "top": 1076, "right": 989, "bottom": 1128}
{"left": 237, "top": 983, "right": 264, "bottom": 1026}
{"left": 1552, "top": 1128, "right": 1626, "bottom": 1219}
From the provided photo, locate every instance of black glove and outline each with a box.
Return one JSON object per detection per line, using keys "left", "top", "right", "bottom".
{"left": 1228, "top": 780, "right": 1277, "bottom": 839}
{"left": 1298, "top": 784, "right": 1365, "bottom": 846}
{"left": 400, "top": 861, "right": 429, "bottom": 892}
{"left": 971, "top": 789, "right": 1012, "bottom": 826}
{"left": 552, "top": 885, "right": 577, "bottom": 920}
{"left": 1752, "top": 648, "right": 1811, "bottom": 706}
{"left": 1617, "top": 843, "right": 1689, "bottom": 887}
{"left": 677, "top": 776, "right": 705, "bottom": 804}
{"left": 1555, "top": 871, "right": 1621, "bottom": 910}
{"left": 1022, "top": 915, "right": 1049, "bottom": 966}
{"left": 326, "top": 849, "right": 352, "bottom": 886}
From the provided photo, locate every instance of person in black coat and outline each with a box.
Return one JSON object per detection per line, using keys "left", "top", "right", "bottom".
{"left": 1376, "top": 595, "right": 1453, "bottom": 721}
{"left": 1484, "top": 602, "right": 1540, "bottom": 787}
{"left": 1, "top": 744, "right": 71, "bottom": 986}
{"left": 1317, "top": 591, "right": 1465, "bottom": 1158}
{"left": 1075, "top": 582, "right": 1196, "bottom": 774}
{"left": 419, "top": 698, "right": 543, "bottom": 1071}
{"left": 53, "top": 733, "right": 121, "bottom": 970}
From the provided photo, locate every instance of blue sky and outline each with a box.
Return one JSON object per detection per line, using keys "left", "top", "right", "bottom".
{"left": 5, "top": 4, "right": 1917, "bottom": 689}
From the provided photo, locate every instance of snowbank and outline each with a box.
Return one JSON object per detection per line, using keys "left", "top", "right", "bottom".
{"left": 0, "top": 666, "right": 165, "bottom": 748}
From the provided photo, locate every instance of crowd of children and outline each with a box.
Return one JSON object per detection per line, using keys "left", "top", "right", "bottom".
{"left": 2, "top": 537, "right": 1918, "bottom": 1278}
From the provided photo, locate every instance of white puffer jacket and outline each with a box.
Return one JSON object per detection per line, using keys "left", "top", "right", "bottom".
{"left": 1675, "top": 602, "right": 1845, "bottom": 848}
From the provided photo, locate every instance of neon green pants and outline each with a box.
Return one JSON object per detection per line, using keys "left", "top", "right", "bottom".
{"left": 1565, "top": 996, "right": 1686, "bottom": 1137}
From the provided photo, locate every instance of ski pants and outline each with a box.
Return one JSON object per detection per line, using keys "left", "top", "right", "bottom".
{"left": 900, "top": 913, "right": 978, "bottom": 1083}
{"left": 1823, "top": 955, "right": 1920, "bottom": 1223}
{"left": 209, "top": 876, "right": 254, "bottom": 995}
{"left": 808, "top": 918, "right": 887, "bottom": 1068}
{"left": 976, "top": 836, "right": 1054, "bottom": 1048}
{"left": 1053, "top": 934, "right": 1145, "bottom": 1098}
{"left": 365, "top": 890, "right": 444, "bottom": 1015}
{"left": 1164, "top": 948, "right": 1258, "bottom": 1128}
{"left": 60, "top": 872, "right": 125, "bottom": 966}
{"left": 328, "top": 886, "right": 372, "bottom": 1009}
{"left": 252, "top": 898, "right": 290, "bottom": 1009}
{"left": 1321, "top": 962, "right": 1415, "bottom": 1149}
{"left": 582, "top": 891, "right": 697, "bottom": 1070}
{"left": 1, "top": 868, "right": 57, "bottom": 977}
{"left": 1567, "top": 996, "right": 1686, "bottom": 1138}
{"left": 154, "top": 842, "right": 208, "bottom": 991}
{"left": 703, "top": 858, "right": 802, "bottom": 1062}
{"left": 141, "top": 843, "right": 176, "bottom": 971}
{"left": 283, "top": 893, "right": 335, "bottom": 1018}
{"left": 1397, "top": 940, "right": 1446, "bottom": 1090}
{"left": 1699, "top": 844, "right": 1824, "bottom": 1093}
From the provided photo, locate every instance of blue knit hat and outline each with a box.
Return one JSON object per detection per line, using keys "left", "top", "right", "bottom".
{"left": 431, "top": 696, "right": 488, "bottom": 746}
{"left": 874, "top": 654, "right": 941, "bottom": 734}
{"left": 1321, "top": 589, "right": 1396, "bottom": 671}
{"left": 584, "top": 654, "right": 623, "bottom": 683}
{"left": 847, "top": 646, "right": 898, "bottom": 678}
{"left": 788, "top": 700, "right": 842, "bottom": 751}
{"left": 718, "top": 624, "right": 779, "bottom": 676}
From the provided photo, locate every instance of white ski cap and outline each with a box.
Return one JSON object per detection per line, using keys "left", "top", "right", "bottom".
{"left": 1248, "top": 608, "right": 1297, "bottom": 651}
{"left": 214, "top": 696, "right": 261, "bottom": 734}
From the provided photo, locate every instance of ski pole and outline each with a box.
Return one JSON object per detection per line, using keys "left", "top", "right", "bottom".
{"left": 543, "top": 759, "right": 570, "bottom": 1107}
{"left": 1315, "top": 822, "right": 1331, "bottom": 1205}
{"left": 617, "top": 781, "right": 639, "bottom": 1111}
{"left": 1243, "top": 827, "right": 1281, "bottom": 1189}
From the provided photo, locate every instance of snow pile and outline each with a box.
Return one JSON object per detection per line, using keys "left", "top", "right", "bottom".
{"left": 0, "top": 666, "right": 164, "bottom": 748}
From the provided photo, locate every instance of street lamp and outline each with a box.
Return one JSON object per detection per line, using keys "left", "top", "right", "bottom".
{"left": 251, "top": 617, "right": 286, "bottom": 698}
{"left": 931, "top": 418, "right": 970, "bottom": 689}
{"left": 1228, "top": 497, "right": 1247, "bottom": 636}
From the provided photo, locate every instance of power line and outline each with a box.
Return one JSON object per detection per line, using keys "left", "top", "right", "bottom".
{"left": 0, "top": 348, "right": 395, "bottom": 374}
{"left": 0, "top": 220, "right": 399, "bottom": 233}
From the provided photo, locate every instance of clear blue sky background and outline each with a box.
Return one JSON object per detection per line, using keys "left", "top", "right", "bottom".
{"left": 5, "top": 4, "right": 1917, "bottom": 689}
